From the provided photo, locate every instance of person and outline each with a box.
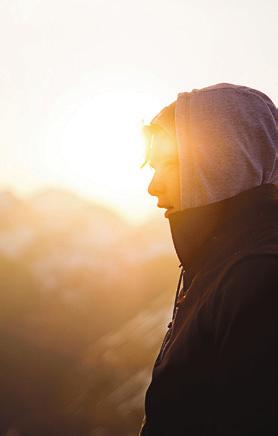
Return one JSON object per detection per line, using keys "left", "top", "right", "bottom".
{"left": 140, "top": 83, "right": 278, "bottom": 435}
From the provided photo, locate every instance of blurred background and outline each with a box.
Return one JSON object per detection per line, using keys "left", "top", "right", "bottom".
{"left": 0, "top": 0, "right": 277, "bottom": 434}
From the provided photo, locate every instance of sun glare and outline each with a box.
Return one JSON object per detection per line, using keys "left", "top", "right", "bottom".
{"left": 42, "top": 91, "right": 158, "bottom": 223}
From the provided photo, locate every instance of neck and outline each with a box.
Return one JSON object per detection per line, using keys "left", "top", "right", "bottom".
{"left": 168, "top": 184, "right": 278, "bottom": 281}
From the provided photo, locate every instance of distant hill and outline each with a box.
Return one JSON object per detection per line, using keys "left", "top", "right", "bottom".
{"left": 0, "top": 188, "right": 178, "bottom": 435}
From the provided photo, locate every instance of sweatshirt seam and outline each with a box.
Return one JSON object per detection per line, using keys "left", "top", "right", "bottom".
{"left": 181, "top": 87, "right": 275, "bottom": 113}
{"left": 179, "top": 86, "right": 266, "bottom": 98}
{"left": 179, "top": 86, "right": 245, "bottom": 95}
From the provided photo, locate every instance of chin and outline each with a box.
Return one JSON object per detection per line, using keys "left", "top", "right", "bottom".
{"left": 164, "top": 208, "right": 175, "bottom": 218}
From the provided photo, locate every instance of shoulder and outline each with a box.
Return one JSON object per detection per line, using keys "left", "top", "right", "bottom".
{"left": 211, "top": 254, "right": 278, "bottom": 346}
{"left": 215, "top": 253, "right": 278, "bottom": 300}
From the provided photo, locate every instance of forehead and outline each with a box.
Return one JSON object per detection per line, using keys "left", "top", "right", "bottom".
{"left": 150, "top": 130, "right": 178, "bottom": 163}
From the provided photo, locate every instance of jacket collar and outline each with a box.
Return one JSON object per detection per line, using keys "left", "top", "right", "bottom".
{"left": 169, "top": 184, "right": 278, "bottom": 283}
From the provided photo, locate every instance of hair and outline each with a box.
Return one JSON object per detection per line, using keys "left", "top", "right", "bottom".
{"left": 140, "top": 124, "right": 163, "bottom": 168}
{"left": 141, "top": 102, "right": 176, "bottom": 168}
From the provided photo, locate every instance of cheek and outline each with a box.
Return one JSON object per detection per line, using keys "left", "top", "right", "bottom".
{"left": 156, "top": 167, "right": 170, "bottom": 185}
{"left": 156, "top": 166, "right": 180, "bottom": 195}
{"left": 167, "top": 167, "right": 180, "bottom": 188}
{"left": 168, "top": 170, "right": 181, "bottom": 204}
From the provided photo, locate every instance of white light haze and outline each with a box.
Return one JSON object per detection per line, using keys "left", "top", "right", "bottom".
{"left": 0, "top": 0, "right": 277, "bottom": 223}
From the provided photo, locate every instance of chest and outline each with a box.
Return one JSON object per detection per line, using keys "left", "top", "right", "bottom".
{"left": 153, "top": 274, "right": 217, "bottom": 378}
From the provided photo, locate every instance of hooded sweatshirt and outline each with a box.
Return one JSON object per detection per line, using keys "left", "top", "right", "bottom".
{"left": 141, "top": 84, "right": 278, "bottom": 435}
{"left": 150, "top": 83, "right": 277, "bottom": 209}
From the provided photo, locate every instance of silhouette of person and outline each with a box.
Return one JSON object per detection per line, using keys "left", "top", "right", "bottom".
{"left": 140, "top": 83, "right": 278, "bottom": 435}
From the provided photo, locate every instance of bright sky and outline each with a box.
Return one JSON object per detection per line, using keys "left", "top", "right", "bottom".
{"left": 0, "top": 0, "right": 277, "bottom": 223}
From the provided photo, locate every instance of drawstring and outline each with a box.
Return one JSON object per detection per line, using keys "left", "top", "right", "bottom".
{"left": 172, "top": 264, "right": 184, "bottom": 318}
{"left": 168, "top": 264, "right": 185, "bottom": 328}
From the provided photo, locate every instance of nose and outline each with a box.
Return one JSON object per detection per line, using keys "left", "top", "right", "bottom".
{"left": 148, "top": 172, "right": 164, "bottom": 197}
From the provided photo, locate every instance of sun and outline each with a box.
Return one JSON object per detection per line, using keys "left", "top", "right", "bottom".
{"left": 42, "top": 91, "right": 159, "bottom": 223}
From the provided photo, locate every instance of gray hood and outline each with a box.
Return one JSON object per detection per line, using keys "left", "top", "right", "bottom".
{"left": 152, "top": 83, "right": 277, "bottom": 209}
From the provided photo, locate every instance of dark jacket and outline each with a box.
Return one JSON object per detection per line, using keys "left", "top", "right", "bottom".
{"left": 141, "top": 184, "right": 278, "bottom": 435}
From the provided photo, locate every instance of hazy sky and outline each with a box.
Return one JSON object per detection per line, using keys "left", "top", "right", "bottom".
{"left": 0, "top": 0, "right": 277, "bottom": 223}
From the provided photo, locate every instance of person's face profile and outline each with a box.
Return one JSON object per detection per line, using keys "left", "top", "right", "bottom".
{"left": 148, "top": 130, "right": 181, "bottom": 218}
